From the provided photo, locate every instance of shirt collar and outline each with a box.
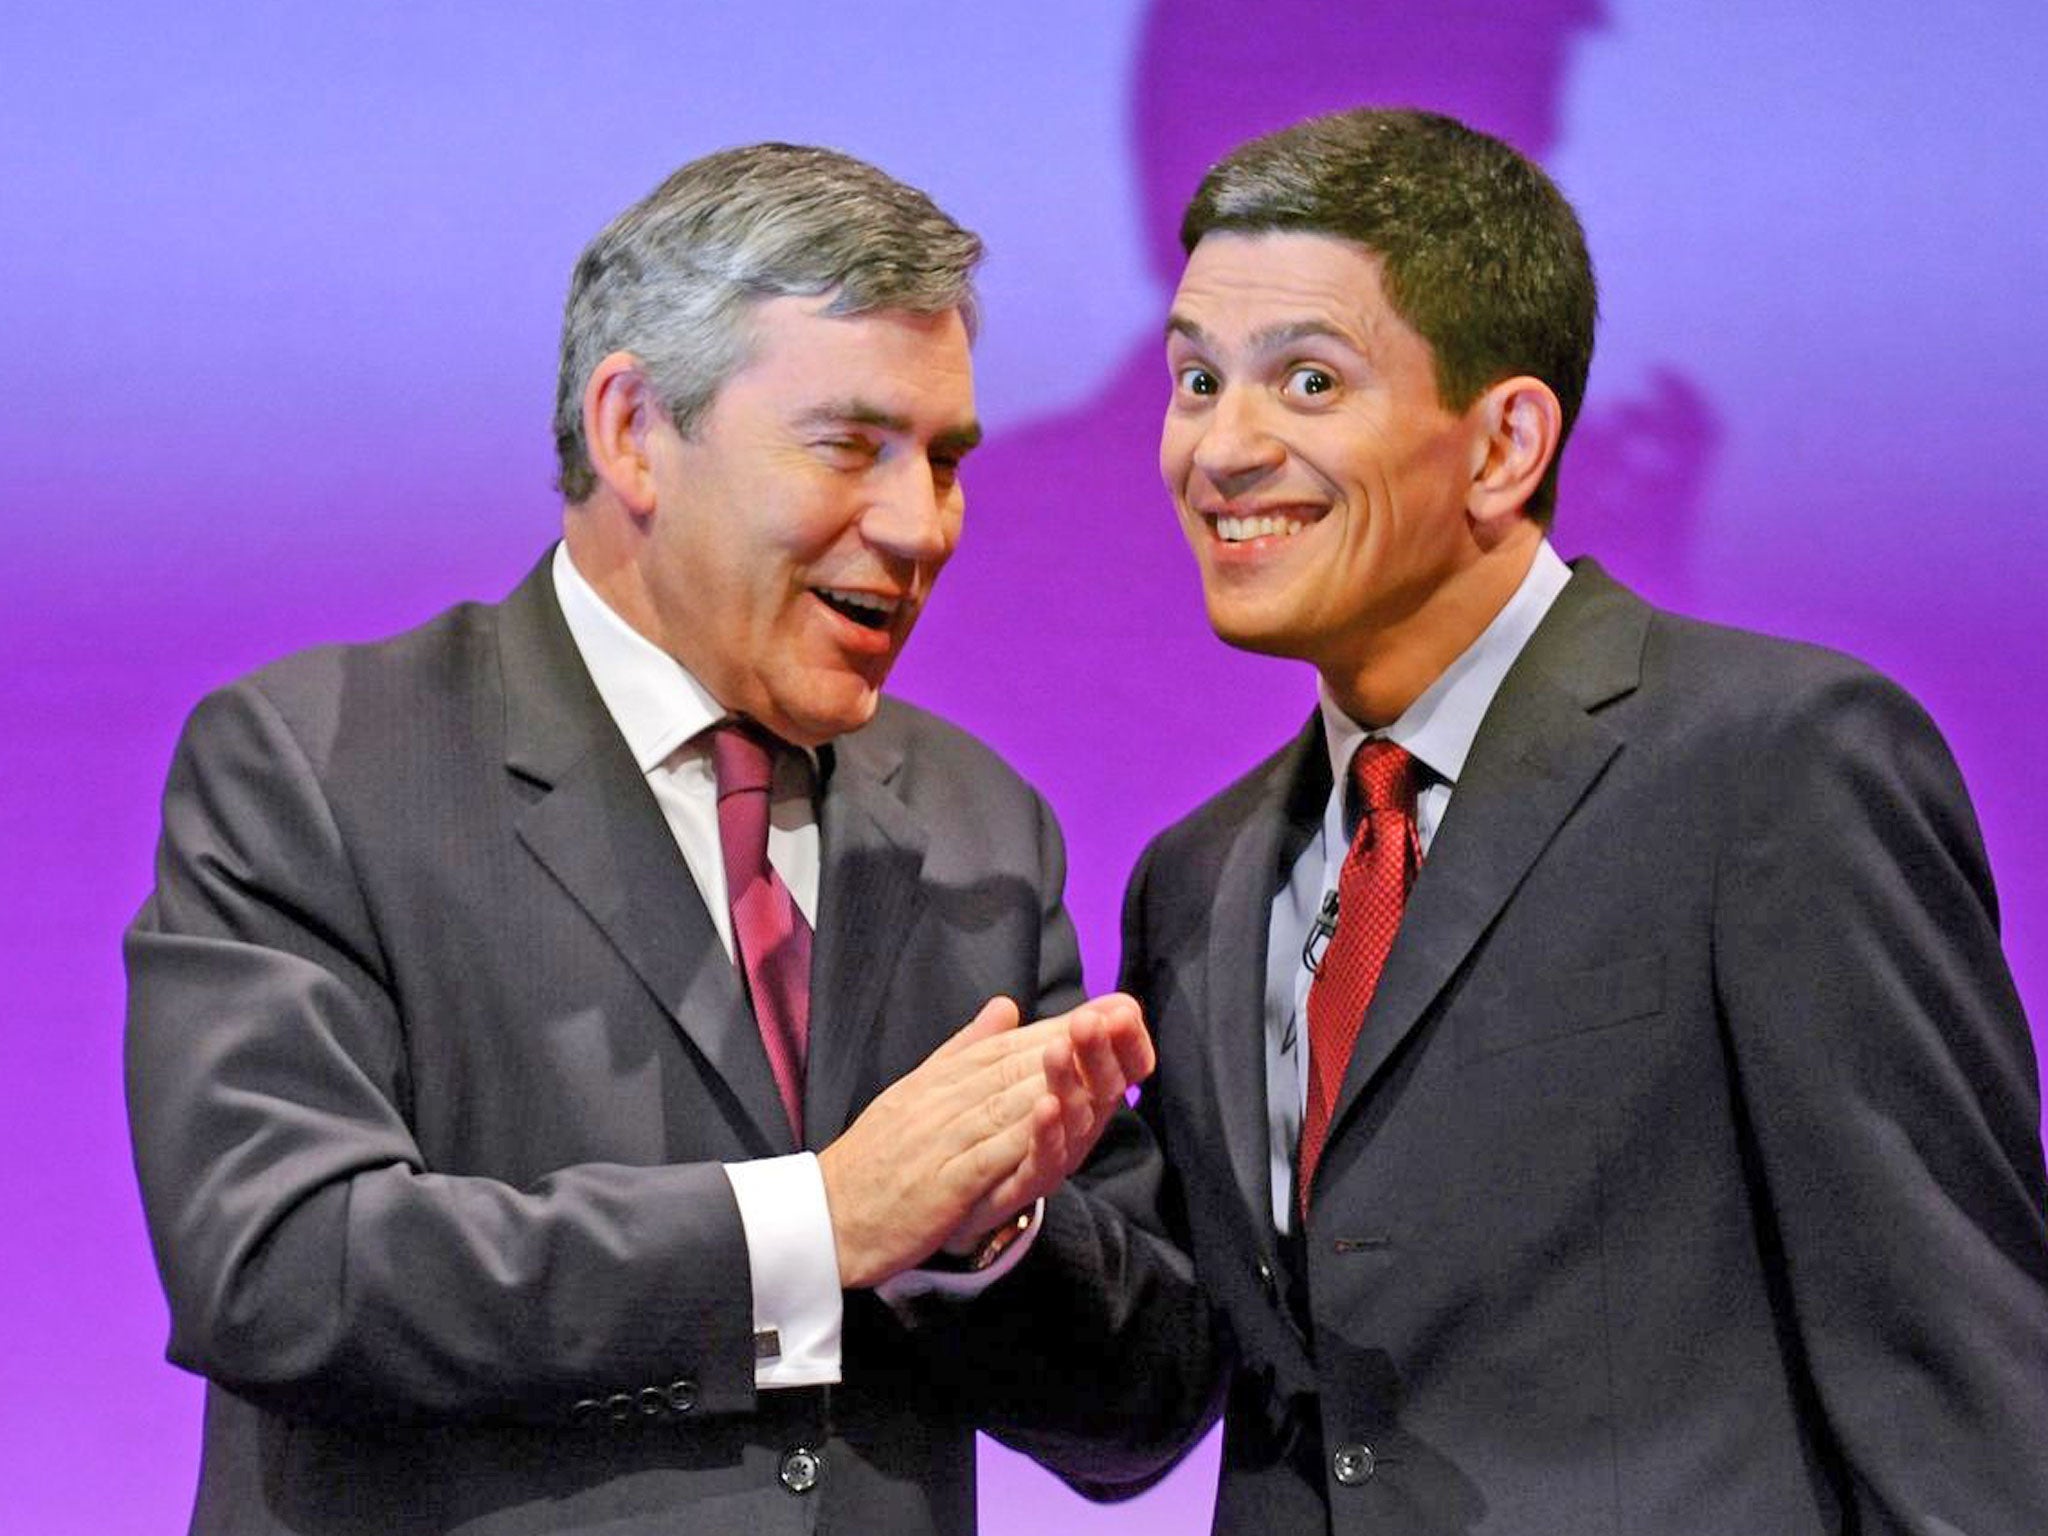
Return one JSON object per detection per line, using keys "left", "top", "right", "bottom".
{"left": 1317, "top": 539, "right": 1572, "bottom": 790}
{"left": 551, "top": 541, "right": 725, "bottom": 773}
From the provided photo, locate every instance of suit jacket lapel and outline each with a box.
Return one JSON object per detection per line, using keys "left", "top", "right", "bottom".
{"left": 804, "top": 722, "right": 931, "bottom": 1144}
{"left": 1206, "top": 716, "right": 1329, "bottom": 1224}
{"left": 1326, "top": 562, "right": 1649, "bottom": 1135}
{"left": 494, "top": 555, "right": 794, "bottom": 1156}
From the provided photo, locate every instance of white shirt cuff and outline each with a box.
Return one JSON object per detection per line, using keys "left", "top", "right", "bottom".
{"left": 873, "top": 1198, "right": 1046, "bottom": 1306}
{"left": 721, "top": 1153, "right": 842, "bottom": 1388}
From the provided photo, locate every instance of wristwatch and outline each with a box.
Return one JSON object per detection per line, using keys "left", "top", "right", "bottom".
{"left": 928, "top": 1209, "right": 1034, "bottom": 1273}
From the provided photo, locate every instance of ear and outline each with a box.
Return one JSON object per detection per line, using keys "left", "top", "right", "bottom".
{"left": 1466, "top": 375, "right": 1562, "bottom": 535}
{"left": 581, "top": 351, "right": 665, "bottom": 516}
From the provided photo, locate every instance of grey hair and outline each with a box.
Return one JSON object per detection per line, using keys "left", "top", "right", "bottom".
{"left": 552, "top": 142, "right": 984, "bottom": 503}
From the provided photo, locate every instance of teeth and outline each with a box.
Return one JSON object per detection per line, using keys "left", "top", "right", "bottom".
{"left": 815, "top": 588, "right": 900, "bottom": 630}
{"left": 1215, "top": 514, "right": 1307, "bottom": 543}
{"left": 821, "top": 588, "right": 894, "bottom": 614}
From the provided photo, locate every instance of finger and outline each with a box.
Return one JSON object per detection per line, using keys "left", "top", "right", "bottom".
{"left": 936, "top": 1012, "right": 1077, "bottom": 1086}
{"left": 1079, "top": 992, "right": 1152, "bottom": 1079}
{"left": 968, "top": 1092, "right": 1068, "bottom": 1219}
{"left": 1100, "top": 1005, "right": 1157, "bottom": 1087}
{"left": 955, "top": 1092, "right": 1064, "bottom": 1234}
{"left": 1040, "top": 1026, "right": 1081, "bottom": 1098}
{"left": 1041, "top": 1031, "right": 1096, "bottom": 1146}
{"left": 932, "top": 995, "right": 1022, "bottom": 1059}
{"left": 1030, "top": 995, "right": 1146, "bottom": 1080}
{"left": 1087, "top": 991, "right": 1143, "bottom": 1029}
{"left": 1054, "top": 1024, "right": 1123, "bottom": 1150}
{"left": 946, "top": 1057, "right": 1057, "bottom": 1150}
{"left": 881, "top": 1030, "right": 1059, "bottom": 1163}
{"left": 1068, "top": 1009, "right": 1126, "bottom": 1100}
{"left": 944, "top": 1091, "right": 1057, "bottom": 1213}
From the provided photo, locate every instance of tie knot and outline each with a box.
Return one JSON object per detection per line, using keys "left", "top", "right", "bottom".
{"left": 1349, "top": 739, "right": 1418, "bottom": 816}
{"left": 709, "top": 720, "right": 782, "bottom": 800}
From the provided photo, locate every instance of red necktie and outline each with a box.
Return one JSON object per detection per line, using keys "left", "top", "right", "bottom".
{"left": 1297, "top": 740, "right": 1421, "bottom": 1218}
{"left": 710, "top": 721, "right": 812, "bottom": 1142}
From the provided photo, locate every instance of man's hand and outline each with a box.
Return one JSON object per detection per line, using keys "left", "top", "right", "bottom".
{"left": 816, "top": 994, "right": 1154, "bottom": 1289}
{"left": 940, "top": 993, "right": 1152, "bottom": 1257}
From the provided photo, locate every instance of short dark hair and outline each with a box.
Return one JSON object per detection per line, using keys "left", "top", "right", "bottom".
{"left": 1182, "top": 109, "right": 1596, "bottom": 522}
{"left": 553, "top": 143, "right": 983, "bottom": 504}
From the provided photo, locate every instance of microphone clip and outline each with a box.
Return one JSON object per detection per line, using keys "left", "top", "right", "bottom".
{"left": 1301, "top": 889, "right": 1339, "bottom": 975}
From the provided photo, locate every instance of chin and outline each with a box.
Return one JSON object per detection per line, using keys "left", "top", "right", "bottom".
{"left": 1204, "top": 601, "right": 1314, "bottom": 661}
{"left": 779, "top": 687, "right": 884, "bottom": 747}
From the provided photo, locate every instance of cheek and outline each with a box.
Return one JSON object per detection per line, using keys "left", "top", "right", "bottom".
{"left": 778, "top": 493, "right": 843, "bottom": 553}
{"left": 1158, "top": 419, "right": 1195, "bottom": 491}
{"left": 1303, "top": 423, "right": 1382, "bottom": 490}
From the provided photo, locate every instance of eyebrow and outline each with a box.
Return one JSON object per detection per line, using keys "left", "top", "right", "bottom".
{"left": 1164, "top": 315, "right": 1362, "bottom": 354}
{"left": 795, "top": 401, "right": 983, "bottom": 456}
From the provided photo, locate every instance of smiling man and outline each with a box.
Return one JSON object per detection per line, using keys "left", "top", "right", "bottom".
{"left": 125, "top": 143, "right": 1210, "bottom": 1536}
{"left": 1122, "top": 109, "right": 2048, "bottom": 1534}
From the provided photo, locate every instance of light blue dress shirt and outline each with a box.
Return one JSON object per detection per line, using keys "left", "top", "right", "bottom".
{"left": 1262, "top": 542, "right": 1572, "bottom": 1233}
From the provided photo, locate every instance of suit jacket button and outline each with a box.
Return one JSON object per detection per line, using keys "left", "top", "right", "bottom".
{"left": 665, "top": 1378, "right": 699, "bottom": 1414}
{"left": 570, "top": 1398, "right": 602, "bottom": 1429}
{"left": 604, "top": 1393, "right": 636, "bottom": 1424}
{"left": 1255, "top": 1258, "right": 1279, "bottom": 1300}
{"left": 780, "top": 1446, "right": 822, "bottom": 1495}
{"left": 1332, "top": 1443, "right": 1376, "bottom": 1486}
{"left": 636, "top": 1386, "right": 668, "bottom": 1417}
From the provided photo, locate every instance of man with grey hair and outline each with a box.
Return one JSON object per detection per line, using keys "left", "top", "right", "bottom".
{"left": 126, "top": 142, "right": 1212, "bottom": 1535}
{"left": 1125, "top": 108, "right": 2048, "bottom": 1533}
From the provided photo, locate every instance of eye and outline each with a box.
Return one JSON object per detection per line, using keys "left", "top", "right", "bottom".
{"left": 1283, "top": 365, "right": 1338, "bottom": 400}
{"left": 1175, "top": 364, "right": 1219, "bottom": 398}
{"left": 816, "top": 435, "right": 880, "bottom": 469}
{"left": 928, "top": 452, "right": 963, "bottom": 489}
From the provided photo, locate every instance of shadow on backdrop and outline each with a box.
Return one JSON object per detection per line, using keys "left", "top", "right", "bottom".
{"left": 897, "top": 0, "right": 1720, "bottom": 987}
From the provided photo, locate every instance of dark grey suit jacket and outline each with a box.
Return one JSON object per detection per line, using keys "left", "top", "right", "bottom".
{"left": 126, "top": 553, "right": 1211, "bottom": 1535}
{"left": 1123, "top": 562, "right": 2048, "bottom": 1535}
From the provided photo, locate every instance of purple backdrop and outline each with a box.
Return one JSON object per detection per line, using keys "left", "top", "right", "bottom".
{"left": 3, "top": 2, "right": 2041, "bottom": 1529}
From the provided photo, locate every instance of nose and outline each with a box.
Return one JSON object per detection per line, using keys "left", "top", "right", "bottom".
{"left": 1183, "top": 383, "right": 1285, "bottom": 494}
{"left": 863, "top": 454, "right": 959, "bottom": 565}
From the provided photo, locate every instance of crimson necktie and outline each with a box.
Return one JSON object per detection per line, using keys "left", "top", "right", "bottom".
{"left": 1297, "top": 740, "right": 1421, "bottom": 1218}
{"left": 709, "top": 721, "right": 812, "bottom": 1141}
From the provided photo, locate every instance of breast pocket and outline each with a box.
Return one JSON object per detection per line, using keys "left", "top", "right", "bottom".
{"left": 1454, "top": 952, "right": 1665, "bottom": 1068}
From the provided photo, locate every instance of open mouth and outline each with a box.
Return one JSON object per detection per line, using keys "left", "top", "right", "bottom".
{"left": 813, "top": 587, "right": 900, "bottom": 631}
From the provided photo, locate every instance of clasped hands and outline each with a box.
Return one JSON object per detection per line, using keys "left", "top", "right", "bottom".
{"left": 817, "top": 994, "right": 1153, "bottom": 1290}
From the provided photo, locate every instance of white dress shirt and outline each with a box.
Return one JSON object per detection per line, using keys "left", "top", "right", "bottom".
{"left": 1262, "top": 542, "right": 1573, "bottom": 1233}
{"left": 551, "top": 544, "right": 1034, "bottom": 1387}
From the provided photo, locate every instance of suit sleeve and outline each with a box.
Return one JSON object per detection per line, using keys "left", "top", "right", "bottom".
{"left": 1715, "top": 666, "right": 2048, "bottom": 1530}
{"left": 873, "top": 791, "right": 1221, "bottom": 1493}
{"left": 124, "top": 679, "right": 760, "bottom": 1427}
